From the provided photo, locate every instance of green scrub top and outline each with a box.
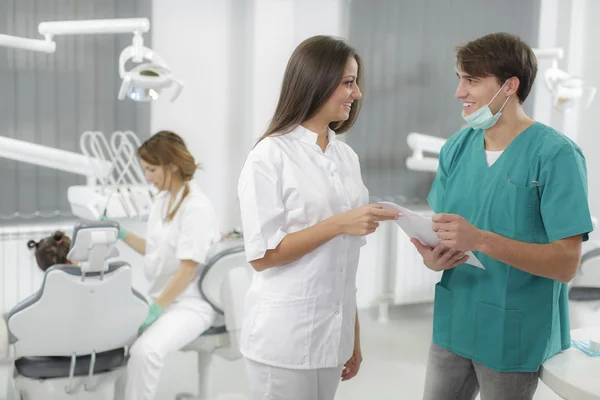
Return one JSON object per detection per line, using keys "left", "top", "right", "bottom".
{"left": 427, "top": 122, "right": 593, "bottom": 373}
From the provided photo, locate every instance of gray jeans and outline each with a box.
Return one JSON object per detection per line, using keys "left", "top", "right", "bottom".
{"left": 423, "top": 343, "right": 539, "bottom": 400}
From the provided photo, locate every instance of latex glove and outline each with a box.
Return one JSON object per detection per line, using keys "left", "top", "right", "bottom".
{"left": 138, "top": 303, "right": 164, "bottom": 334}
{"left": 98, "top": 215, "right": 126, "bottom": 240}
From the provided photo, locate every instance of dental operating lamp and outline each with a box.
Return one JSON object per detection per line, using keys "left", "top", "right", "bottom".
{"left": 0, "top": 18, "right": 183, "bottom": 102}
{"left": 534, "top": 47, "right": 597, "bottom": 111}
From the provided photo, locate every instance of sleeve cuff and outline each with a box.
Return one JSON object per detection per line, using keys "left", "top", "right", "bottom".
{"left": 176, "top": 242, "right": 211, "bottom": 265}
{"left": 546, "top": 226, "right": 593, "bottom": 243}
{"left": 245, "top": 229, "right": 287, "bottom": 262}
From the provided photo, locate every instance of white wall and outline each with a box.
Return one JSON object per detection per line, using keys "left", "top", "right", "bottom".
{"left": 151, "top": 0, "right": 347, "bottom": 232}
{"left": 250, "top": 0, "right": 347, "bottom": 141}
{"left": 577, "top": 0, "right": 600, "bottom": 238}
{"left": 151, "top": 0, "right": 236, "bottom": 231}
{"left": 534, "top": 0, "right": 600, "bottom": 239}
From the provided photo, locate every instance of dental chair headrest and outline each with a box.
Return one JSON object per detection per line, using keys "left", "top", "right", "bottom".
{"left": 67, "top": 221, "right": 120, "bottom": 274}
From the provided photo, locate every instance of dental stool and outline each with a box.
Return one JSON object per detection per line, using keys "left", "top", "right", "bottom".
{"left": 176, "top": 240, "right": 252, "bottom": 400}
{"left": 0, "top": 221, "right": 148, "bottom": 400}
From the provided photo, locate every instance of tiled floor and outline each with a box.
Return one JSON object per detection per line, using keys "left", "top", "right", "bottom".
{"left": 157, "top": 304, "right": 562, "bottom": 400}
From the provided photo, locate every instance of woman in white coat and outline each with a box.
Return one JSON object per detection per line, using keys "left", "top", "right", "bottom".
{"left": 116, "top": 131, "right": 221, "bottom": 400}
{"left": 238, "top": 36, "right": 401, "bottom": 400}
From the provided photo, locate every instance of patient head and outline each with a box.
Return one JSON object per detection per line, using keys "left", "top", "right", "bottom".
{"left": 27, "top": 231, "right": 72, "bottom": 272}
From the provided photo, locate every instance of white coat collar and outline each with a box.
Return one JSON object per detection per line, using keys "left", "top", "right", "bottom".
{"left": 288, "top": 124, "right": 337, "bottom": 147}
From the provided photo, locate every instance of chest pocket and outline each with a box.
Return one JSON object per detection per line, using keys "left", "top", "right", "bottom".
{"left": 490, "top": 177, "right": 540, "bottom": 239}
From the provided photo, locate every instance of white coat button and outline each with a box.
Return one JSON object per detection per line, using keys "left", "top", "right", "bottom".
{"left": 336, "top": 301, "right": 340, "bottom": 306}
{"left": 335, "top": 310, "right": 340, "bottom": 315}
{"left": 340, "top": 268, "right": 343, "bottom": 272}
{"left": 330, "top": 172, "right": 335, "bottom": 177}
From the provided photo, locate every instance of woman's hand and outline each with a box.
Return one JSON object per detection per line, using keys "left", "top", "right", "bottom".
{"left": 138, "top": 303, "right": 164, "bottom": 334}
{"left": 342, "top": 341, "right": 363, "bottom": 381}
{"left": 337, "top": 204, "right": 401, "bottom": 236}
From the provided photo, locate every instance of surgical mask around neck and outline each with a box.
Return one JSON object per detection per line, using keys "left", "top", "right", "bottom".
{"left": 462, "top": 80, "right": 510, "bottom": 130}
{"left": 572, "top": 339, "right": 600, "bottom": 357}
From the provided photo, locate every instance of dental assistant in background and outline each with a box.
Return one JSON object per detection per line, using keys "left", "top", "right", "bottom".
{"left": 413, "top": 32, "right": 593, "bottom": 400}
{"left": 114, "top": 130, "right": 221, "bottom": 400}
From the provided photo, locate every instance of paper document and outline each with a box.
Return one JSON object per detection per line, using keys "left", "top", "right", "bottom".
{"left": 379, "top": 201, "right": 485, "bottom": 269}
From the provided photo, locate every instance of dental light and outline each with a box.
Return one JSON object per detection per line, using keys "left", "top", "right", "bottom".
{"left": 544, "top": 70, "right": 596, "bottom": 111}
{"left": 118, "top": 46, "right": 184, "bottom": 102}
{"left": 533, "top": 47, "right": 597, "bottom": 111}
{"left": 0, "top": 18, "right": 183, "bottom": 102}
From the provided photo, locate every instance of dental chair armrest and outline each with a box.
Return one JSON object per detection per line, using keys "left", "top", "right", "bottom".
{"left": 212, "top": 266, "right": 251, "bottom": 362}
{"left": 222, "top": 266, "right": 251, "bottom": 333}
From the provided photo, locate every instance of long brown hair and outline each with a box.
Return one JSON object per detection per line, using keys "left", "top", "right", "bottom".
{"left": 137, "top": 130, "right": 198, "bottom": 221}
{"left": 257, "top": 35, "right": 363, "bottom": 144}
{"left": 27, "top": 231, "right": 71, "bottom": 272}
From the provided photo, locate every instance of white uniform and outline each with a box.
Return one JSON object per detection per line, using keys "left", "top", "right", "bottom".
{"left": 238, "top": 125, "right": 369, "bottom": 400}
{"left": 125, "top": 181, "right": 221, "bottom": 400}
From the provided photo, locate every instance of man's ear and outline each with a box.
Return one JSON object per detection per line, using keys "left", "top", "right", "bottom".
{"left": 506, "top": 76, "right": 520, "bottom": 97}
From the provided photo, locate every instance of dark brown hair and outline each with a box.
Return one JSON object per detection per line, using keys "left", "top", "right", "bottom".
{"left": 137, "top": 130, "right": 197, "bottom": 221}
{"left": 27, "top": 231, "right": 71, "bottom": 272}
{"left": 456, "top": 32, "right": 537, "bottom": 103}
{"left": 257, "top": 35, "right": 363, "bottom": 143}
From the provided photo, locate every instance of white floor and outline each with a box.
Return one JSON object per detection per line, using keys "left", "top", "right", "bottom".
{"left": 156, "top": 304, "right": 562, "bottom": 400}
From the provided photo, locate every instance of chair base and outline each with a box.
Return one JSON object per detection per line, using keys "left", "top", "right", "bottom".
{"left": 13, "top": 368, "right": 123, "bottom": 400}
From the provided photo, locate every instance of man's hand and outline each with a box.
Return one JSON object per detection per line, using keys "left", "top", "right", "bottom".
{"left": 411, "top": 239, "right": 468, "bottom": 272}
{"left": 432, "top": 213, "right": 484, "bottom": 252}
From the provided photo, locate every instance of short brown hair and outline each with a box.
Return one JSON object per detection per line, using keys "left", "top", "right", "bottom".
{"left": 28, "top": 231, "right": 71, "bottom": 272}
{"left": 456, "top": 32, "right": 537, "bottom": 103}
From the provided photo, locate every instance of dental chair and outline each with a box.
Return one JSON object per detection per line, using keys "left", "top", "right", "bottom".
{"left": 0, "top": 221, "right": 148, "bottom": 400}
{"left": 568, "top": 217, "right": 600, "bottom": 329}
{"left": 176, "top": 239, "right": 252, "bottom": 400}
{"left": 569, "top": 242, "right": 600, "bottom": 329}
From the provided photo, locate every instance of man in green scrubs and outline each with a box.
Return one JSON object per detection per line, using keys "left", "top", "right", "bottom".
{"left": 413, "top": 32, "right": 594, "bottom": 400}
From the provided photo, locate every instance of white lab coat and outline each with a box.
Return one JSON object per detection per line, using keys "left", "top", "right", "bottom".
{"left": 144, "top": 181, "right": 221, "bottom": 301}
{"left": 238, "top": 125, "right": 369, "bottom": 372}
{"left": 125, "top": 181, "right": 221, "bottom": 400}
